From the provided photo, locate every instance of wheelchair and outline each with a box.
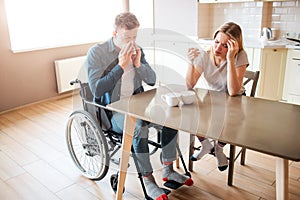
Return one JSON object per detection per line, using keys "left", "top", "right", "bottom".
{"left": 65, "top": 78, "right": 191, "bottom": 199}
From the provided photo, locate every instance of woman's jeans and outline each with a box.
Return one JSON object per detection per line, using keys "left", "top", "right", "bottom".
{"left": 111, "top": 112, "right": 178, "bottom": 176}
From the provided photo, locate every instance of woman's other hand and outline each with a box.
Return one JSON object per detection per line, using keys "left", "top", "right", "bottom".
{"left": 187, "top": 48, "right": 200, "bottom": 63}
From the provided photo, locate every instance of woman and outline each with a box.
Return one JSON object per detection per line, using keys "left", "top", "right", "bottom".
{"left": 186, "top": 22, "right": 248, "bottom": 171}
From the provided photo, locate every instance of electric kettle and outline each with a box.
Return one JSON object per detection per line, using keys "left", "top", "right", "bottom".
{"left": 261, "top": 27, "right": 272, "bottom": 41}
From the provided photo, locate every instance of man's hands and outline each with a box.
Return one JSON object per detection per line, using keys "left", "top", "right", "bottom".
{"left": 118, "top": 41, "right": 141, "bottom": 70}
{"left": 132, "top": 43, "right": 141, "bottom": 68}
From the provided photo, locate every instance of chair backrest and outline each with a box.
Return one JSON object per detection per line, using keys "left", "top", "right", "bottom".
{"left": 80, "top": 82, "right": 94, "bottom": 102}
{"left": 243, "top": 70, "right": 260, "bottom": 97}
{"left": 79, "top": 82, "right": 112, "bottom": 131}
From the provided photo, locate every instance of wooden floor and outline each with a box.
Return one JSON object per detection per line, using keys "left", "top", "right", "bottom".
{"left": 0, "top": 95, "right": 299, "bottom": 200}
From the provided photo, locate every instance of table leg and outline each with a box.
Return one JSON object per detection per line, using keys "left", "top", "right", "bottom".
{"left": 175, "top": 133, "right": 180, "bottom": 168}
{"left": 188, "top": 134, "right": 195, "bottom": 172}
{"left": 276, "top": 158, "right": 289, "bottom": 200}
{"left": 227, "top": 144, "right": 236, "bottom": 186}
{"left": 115, "top": 115, "right": 136, "bottom": 200}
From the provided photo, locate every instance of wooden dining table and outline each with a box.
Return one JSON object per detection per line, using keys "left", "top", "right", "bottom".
{"left": 106, "top": 84, "right": 300, "bottom": 200}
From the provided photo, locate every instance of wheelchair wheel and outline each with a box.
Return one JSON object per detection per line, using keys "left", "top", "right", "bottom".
{"left": 66, "top": 110, "right": 109, "bottom": 180}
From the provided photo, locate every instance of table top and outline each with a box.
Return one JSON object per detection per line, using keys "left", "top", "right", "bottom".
{"left": 107, "top": 84, "right": 300, "bottom": 161}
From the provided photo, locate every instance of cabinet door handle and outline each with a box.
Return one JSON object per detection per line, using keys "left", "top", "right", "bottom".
{"left": 292, "top": 58, "right": 300, "bottom": 61}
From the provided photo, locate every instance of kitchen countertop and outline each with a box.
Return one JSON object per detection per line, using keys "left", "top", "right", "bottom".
{"left": 245, "top": 39, "right": 287, "bottom": 49}
{"left": 286, "top": 45, "right": 300, "bottom": 50}
{"left": 197, "top": 38, "right": 298, "bottom": 49}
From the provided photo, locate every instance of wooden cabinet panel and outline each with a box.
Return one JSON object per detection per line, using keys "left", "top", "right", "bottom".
{"left": 199, "top": 0, "right": 289, "bottom": 3}
{"left": 282, "top": 49, "right": 300, "bottom": 105}
{"left": 199, "top": 0, "right": 290, "bottom": 3}
{"left": 154, "top": 0, "right": 198, "bottom": 37}
{"left": 258, "top": 48, "right": 287, "bottom": 101}
{"left": 199, "top": 0, "right": 256, "bottom": 3}
{"left": 245, "top": 48, "right": 261, "bottom": 72}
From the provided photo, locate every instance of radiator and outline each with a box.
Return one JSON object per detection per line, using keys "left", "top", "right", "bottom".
{"left": 54, "top": 56, "right": 87, "bottom": 93}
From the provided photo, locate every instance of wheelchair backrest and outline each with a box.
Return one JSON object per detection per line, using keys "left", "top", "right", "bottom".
{"left": 80, "top": 83, "right": 93, "bottom": 102}
{"left": 79, "top": 82, "right": 112, "bottom": 131}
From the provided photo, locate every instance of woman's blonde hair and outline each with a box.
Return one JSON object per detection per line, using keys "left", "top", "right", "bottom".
{"left": 114, "top": 12, "right": 140, "bottom": 30}
{"left": 213, "top": 22, "right": 244, "bottom": 52}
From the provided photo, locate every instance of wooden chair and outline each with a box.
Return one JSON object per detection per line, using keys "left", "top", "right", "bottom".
{"left": 236, "top": 70, "right": 260, "bottom": 166}
{"left": 187, "top": 70, "right": 260, "bottom": 186}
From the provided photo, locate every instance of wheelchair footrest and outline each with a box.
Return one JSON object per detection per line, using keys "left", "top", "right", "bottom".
{"left": 163, "top": 180, "right": 183, "bottom": 190}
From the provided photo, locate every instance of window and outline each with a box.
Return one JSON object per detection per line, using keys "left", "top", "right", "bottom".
{"left": 130, "top": 0, "right": 153, "bottom": 29}
{"left": 4, "top": 0, "right": 122, "bottom": 52}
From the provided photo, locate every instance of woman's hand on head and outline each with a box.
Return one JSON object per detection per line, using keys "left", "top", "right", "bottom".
{"left": 226, "top": 39, "right": 239, "bottom": 60}
{"left": 187, "top": 48, "right": 200, "bottom": 63}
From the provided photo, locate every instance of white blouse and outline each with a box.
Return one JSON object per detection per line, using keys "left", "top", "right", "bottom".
{"left": 193, "top": 48, "right": 249, "bottom": 94}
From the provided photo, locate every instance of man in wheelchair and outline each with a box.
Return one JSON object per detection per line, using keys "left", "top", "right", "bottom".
{"left": 86, "top": 12, "right": 193, "bottom": 200}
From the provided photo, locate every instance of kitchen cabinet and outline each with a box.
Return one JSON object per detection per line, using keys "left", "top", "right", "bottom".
{"left": 153, "top": 38, "right": 208, "bottom": 88}
{"left": 199, "top": 0, "right": 256, "bottom": 3}
{"left": 260, "top": 0, "right": 290, "bottom": 1}
{"left": 154, "top": 40, "right": 190, "bottom": 86}
{"left": 282, "top": 49, "right": 300, "bottom": 105}
{"left": 257, "top": 48, "right": 287, "bottom": 101}
{"left": 154, "top": 39, "right": 209, "bottom": 87}
{"left": 154, "top": 0, "right": 198, "bottom": 37}
{"left": 199, "top": 0, "right": 289, "bottom": 3}
{"left": 245, "top": 47, "right": 261, "bottom": 72}
{"left": 152, "top": 0, "right": 203, "bottom": 86}
{"left": 242, "top": 47, "right": 261, "bottom": 96}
